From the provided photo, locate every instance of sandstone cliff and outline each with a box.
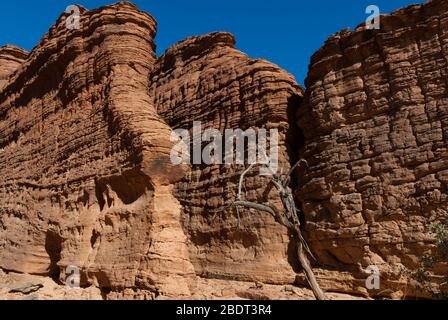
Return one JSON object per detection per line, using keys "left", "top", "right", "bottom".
{"left": 0, "top": 0, "right": 447, "bottom": 300}
{"left": 150, "top": 32, "right": 303, "bottom": 285}
{"left": 0, "top": 2, "right": 195, "bottom": 299}
{"left": 0, "top": 45, "right": 28, "bottom": 89}
{"left": 298, "top": 0, "right": 448, "bottom": 297}
{"left": 0, "top": 1, "right": 304, "bottom": 300}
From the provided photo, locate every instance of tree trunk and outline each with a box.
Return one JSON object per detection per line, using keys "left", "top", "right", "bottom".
{"left": 296, "top": 239, "right": 327, "bottom": 300}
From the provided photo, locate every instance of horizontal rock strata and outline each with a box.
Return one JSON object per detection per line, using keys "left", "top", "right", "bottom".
{"left": 0, "top": 2, "right": 195, "bottom": 299}
{"left": 150, "top": 32, "right": 303, "bottom": 284}
{"left": 1, "top": 0, "right": 447, "bottom": 300}
{"left": 297, "top": 0, "right": 448, "bottom": 297}
{"left": 0, "top": 45, "right": 28, "bottom": 89}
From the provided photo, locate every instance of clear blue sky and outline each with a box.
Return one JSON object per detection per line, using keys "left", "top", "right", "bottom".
{"left": 0, "top": 0, "right": 420, "bottom": 85}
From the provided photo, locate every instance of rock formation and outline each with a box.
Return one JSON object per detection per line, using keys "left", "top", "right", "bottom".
{"left": 0, "top": 45, "right": 28, "bottom": 89}
{"left": 0, "top": 2, "right": 195, "bottom": 299}
{"left": 0, "top": 0, "right": 447, "bottom": 300}
{"left": 150, "top": 32, "right": 302, "bottom": 285}
{"left": 298, "top": 0, "right": 448, "bottom": 297}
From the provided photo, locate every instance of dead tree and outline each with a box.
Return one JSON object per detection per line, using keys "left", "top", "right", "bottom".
{"left": 233, "top": 161, "right": 327, "bottom": 300}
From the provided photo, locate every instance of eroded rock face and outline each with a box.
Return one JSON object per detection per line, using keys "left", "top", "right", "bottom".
{"left": 1, "top": 0, "right": 447, "bottom": 300}
{"left": 298, "top": 0, "right": 448, "bottom": 297}
{"left": 0, "top": 45, "right": 28, "bottom": 89}
{"left": 0, "top": 2, "right": 195, "bottom": 299}
{"left": 150, "top": 32, "right": 303, "bottom": 284}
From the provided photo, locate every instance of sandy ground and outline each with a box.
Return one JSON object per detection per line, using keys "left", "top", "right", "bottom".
{"left": 0, "top": 269, "right": 365, "bottom": 301}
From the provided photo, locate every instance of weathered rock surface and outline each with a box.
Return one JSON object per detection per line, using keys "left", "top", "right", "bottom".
{"left": 0, "top": 45, "right": 28, "bottom": 90}
{"left": 0, "top": 2, "right": 195, "bottom": 299}
{"left": 297, "top": 0, "right": 448, "bottom": 297}
{"left": 150, "top": 32, "right": 303, "bottom": 284}
{"left": 1, "top": 0, "right": 447, "bottom": 300}
{"left": 0, "top": 269, "right": 103, "bottom": 300}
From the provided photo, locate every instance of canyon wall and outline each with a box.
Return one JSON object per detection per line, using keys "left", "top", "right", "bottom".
{"left": 297, "top": 0, "right": 448, "bottom": 297}
{"left": 0, "top": 3, "right": 195, "bottom": 299}
{"left": 0, "top": 45, "right": 28, "bottom": 89}
{"left": 1, "top": 0, "right": 447, "bottom": 300}
{"left": 150, "top": 32, "right": 303, "bottom": 284}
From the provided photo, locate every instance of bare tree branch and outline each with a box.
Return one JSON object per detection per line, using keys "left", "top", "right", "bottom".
{"left": 233, "top": 201, "right": 276, "bottom": 217}
{"left": 293, "top": 227, "right": 327, "bottom": 300}
{"left": 238, "top": 163, "right": 256, "bottom": 201}
{"left": 232, "top": 160, "right": 327, "bottom": 300}
{"left": 283, "top": 159, "right": 308, "bottom": 188}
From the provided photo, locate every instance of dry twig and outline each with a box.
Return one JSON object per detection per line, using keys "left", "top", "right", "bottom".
{"left": 233, "top": 161, "right": 327, "bottom": 300}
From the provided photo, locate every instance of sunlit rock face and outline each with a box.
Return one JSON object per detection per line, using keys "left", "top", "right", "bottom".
{"left": 0, "top": 3, "right": 195, "bottom": 299}
{"left": 0, "top": 0, "right": 447, "bottom": 300}
{"left": 0, "top": 45, "right": 28, "bottom": 89}
{"left": 297, "top": 0, "right": 448, "bottom": 297}
{"left": 150, "top": 31, "right": 303, "bottom": 285}
{"left": 0, "top": 2, "right": 302, "bottom": 299}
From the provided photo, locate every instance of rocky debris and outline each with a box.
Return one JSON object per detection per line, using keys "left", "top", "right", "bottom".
{"left": 0, "top": 270, "right": 362, "bottom": 300}
{"left": 8, "top": 282, "right": 44, "bottom": 294}
{"left": 150, "top": 31, "right": 303, "bottom": 285}
{"left": 297, "top": 0, "right": 448, "bottom": 298}
{"left": 0, "top": 271, "right": 102, "bottom": 300}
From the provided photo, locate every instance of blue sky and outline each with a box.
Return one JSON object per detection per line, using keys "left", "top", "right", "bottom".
{"left": 0, "top": 0, "right": 420, "bottom": 85}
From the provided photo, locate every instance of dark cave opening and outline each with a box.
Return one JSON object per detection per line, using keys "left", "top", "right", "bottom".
{"left": 94, "top": 170, "right": 153, "bottom": 212}
{"left": 44, "top": 230, "right": 63, "bottom": 281}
